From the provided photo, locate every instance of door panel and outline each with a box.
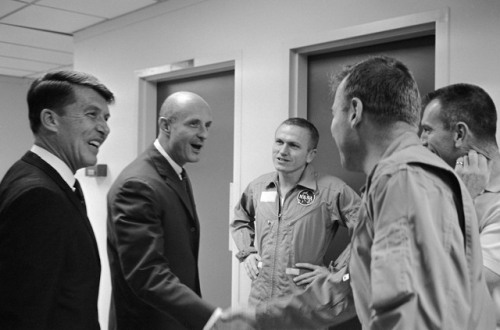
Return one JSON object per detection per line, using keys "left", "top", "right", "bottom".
{"left": 157, "top": 70, "right": 234, "bottom": 307}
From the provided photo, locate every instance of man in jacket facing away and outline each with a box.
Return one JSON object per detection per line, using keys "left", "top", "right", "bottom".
{"left": 0, "top": 70, "right": 114, "bottom": 329}
{"left": 107, "top": 91, "right": 221, "bottom": 330}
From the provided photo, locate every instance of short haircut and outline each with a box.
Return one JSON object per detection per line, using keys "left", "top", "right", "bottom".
{"left": 331, "top": 55, "right": 421, "bottom": 127}
{"left": 27, "top": 70, "right": 114, "bottom": 133}
{"left": 279, "top": 117, "right": 320, "bottom": 149}
{"left": 423, "top": 83, "right": 497, "bottom": 143}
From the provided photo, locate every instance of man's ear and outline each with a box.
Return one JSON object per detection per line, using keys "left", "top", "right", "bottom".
{"left": 306, "top": 148, "right": 317, "bottom": 164}
{"left": 158, "top": 116, "right": 171, "bottom": 136}
{"left": 349, "top": 97, "right": 363, "bottom": 128}
{"left": 454, "top": 122, "right": 469, "bottom": 147}
{"left": 40, "top": 109, "right": 58, "bottom": 132}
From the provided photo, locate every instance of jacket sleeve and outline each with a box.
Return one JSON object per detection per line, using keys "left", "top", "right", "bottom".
{"left": 0, "top": 188, "right": 71, "bottom": 329}
{"left": 230, "top": 184, "right": 258, "bottom": 261}
{"left": 367, "top": 171, "right": 420, "bottom": 329}
{"left": 256, "top": 247, "right": 356, "bottom": 329}
{"left": 108, "top": 178, "right": 215, "bottom": 329}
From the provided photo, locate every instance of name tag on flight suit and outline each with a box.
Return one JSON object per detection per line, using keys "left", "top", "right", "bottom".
{"left": 260, "top": 191, "right": 277, "bottom": 202}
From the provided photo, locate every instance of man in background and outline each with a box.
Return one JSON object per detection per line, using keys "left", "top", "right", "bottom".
{"left": 420, "top": 83, "right": 500, "bottom": 328}
{"left": 229, "top": 117, "right": 360, "bottom": 329}
{"left": 0, "top": 71, "right": 114, "bottom": 329}
{"left": 217, "top": 56, "right": 495, "bottom": 329}
{"left": 107, "top": 91, "right": 221, "bottom": 329}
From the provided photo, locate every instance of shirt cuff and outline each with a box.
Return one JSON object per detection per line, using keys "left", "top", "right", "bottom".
{"left": 235, "top": 249, "right": 257, "bottom": 262}
{"left": 203, "top": 307, "right": 222, "bottom": 330}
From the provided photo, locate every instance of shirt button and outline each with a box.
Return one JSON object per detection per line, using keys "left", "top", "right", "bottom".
{"left": 190, "top": 227, "right": 196, "bottom": 232}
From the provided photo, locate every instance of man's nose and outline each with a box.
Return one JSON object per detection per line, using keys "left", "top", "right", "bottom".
{"left": 279, "top": 144, "right": 289, "bottom": 154}
{"left": 97, "top": 117, "right": 110, "bottom": 137}
{"left": 420, "top": 132, "right": 428, "bottom": 146}
{"left": 198, "top": 125, "right": 209, "bottom": 140}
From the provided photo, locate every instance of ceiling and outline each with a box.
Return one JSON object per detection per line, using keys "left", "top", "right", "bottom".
{"left": 0, "top": 0, "right": 165, "bottom": 79}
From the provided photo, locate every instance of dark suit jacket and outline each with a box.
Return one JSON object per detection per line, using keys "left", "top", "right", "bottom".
{"left": 0, "top": 151, "right": 101, "bottom": 330}
{"left": 107, "top": 144, "right": 215, "bottom": 330}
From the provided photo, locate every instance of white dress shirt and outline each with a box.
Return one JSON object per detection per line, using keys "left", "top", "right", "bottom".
{"left": 31, "top": 145, "right": 75, "bottom": 190}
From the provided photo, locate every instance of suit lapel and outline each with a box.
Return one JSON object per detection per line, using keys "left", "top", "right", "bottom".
{"left": 148, "top": 146, "right": 199, "bottom": 225}
{"left": 22, "top": 151, "right": 100, "bottom": 262}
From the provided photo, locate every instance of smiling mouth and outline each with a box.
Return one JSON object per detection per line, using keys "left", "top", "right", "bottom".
{"left": 191, "top": 143, "right": 203, "bottom": 152}
{"left": 89, "top": 140, "right": 102, "bottom": 149}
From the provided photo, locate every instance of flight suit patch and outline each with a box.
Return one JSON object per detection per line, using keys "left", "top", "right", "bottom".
{"left": 297, "top": 190, "right": 315, "bottom": 206}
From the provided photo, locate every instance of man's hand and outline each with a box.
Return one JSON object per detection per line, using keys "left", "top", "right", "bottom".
{"left": 243, "top": 253, "right": 261, "bottom": 280}
{"left": 293, "top": 262, "right": 330, "bottom": 286}
{"left": 455, "top": 149, "right": 490, "bottom": 198}
{"left": 212, "top": 306, "right": 256, "bottom": 329}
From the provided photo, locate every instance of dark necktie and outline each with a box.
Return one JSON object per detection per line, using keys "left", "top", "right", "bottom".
{"left": 73, "top": 179, "right": 87, "bottom": 213}
{"left": 181, "top": 169, "right": 194, "bottom": 207}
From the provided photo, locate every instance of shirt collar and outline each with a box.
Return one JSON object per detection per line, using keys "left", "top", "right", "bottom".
{"left": 154, "top": 139, "right": 183, "bottom": 180}
{"left": 364, "top": 131, "right": 421, "bottom": 192}
{"left": 296, "top": 164, "right": 317, "bottom": 190}
{"left": 379, "top": 131, "right": 422, "bottom": 163}
{"left": 31, "top": 145, "right": 75, "bottom": 189}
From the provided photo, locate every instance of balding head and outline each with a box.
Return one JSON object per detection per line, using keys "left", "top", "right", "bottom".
{"left": 157, "top": 91, "right": 213, "bottom": 166}
{"left": 159, "top": 91, "right": 210, "bottom": 122}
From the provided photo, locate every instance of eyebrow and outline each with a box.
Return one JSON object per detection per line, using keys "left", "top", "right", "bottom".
{"left": 85, "top": 105, "right": 106, "bottom": 112}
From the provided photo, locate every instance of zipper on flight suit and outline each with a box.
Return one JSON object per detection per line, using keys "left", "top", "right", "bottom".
{"left": 270, "top": 187, "right": 283, "bottom": 298}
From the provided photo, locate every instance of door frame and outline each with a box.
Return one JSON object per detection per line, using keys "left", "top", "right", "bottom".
{"left": 287, "top": 8, "right": 449, "bottom": 117}
{"left": 135, "top": 54, "right": 243, "bottom": 305}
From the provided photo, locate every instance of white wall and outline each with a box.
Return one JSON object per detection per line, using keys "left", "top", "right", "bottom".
{"left": 0, "top": 75, "right": 33, "bottom": 179}
{"left": 72, "top": 0, "right": 500, "bottom": 326}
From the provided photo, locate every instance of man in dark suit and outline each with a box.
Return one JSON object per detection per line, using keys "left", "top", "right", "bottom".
{"left": 0, "top": 71, "right": 114, "bottom": 329}
{"left": 107, "top": 91, "right": 219, "bottom": 330}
